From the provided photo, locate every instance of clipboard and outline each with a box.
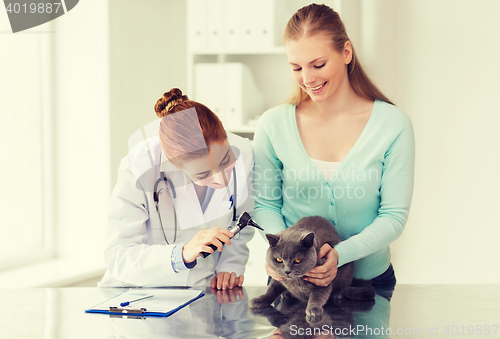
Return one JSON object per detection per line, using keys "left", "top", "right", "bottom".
{"left": 85, "top": 288, "right": 205, "bottom": 318}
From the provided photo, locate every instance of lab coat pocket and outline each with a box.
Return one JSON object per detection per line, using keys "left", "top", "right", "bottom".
{"left": 206, "top": 201, "right": 233, "bottom": 224}
{"left": 218, "top": 201, "right": 233, "bottom": 213}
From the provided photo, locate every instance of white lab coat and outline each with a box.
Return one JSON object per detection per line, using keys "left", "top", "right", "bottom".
{"left": 99, "top": 128, "right": 255, "bottom": 288}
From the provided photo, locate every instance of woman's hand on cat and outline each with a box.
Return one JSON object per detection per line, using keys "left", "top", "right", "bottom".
{"left": 265, "top": 262, "right": 284, "bottom": 281}
{"left": 304, "top": 244, "right": 339, "bottom": 286}
{"left": 211, "top": 271, "right": 244, "bottom": 290}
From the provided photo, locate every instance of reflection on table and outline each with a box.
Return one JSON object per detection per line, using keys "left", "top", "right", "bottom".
{"left": 0, "top": 285, "right": 498, "bottom": 338}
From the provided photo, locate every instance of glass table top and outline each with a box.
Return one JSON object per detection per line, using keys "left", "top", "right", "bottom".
{"left": 0, "top": 284, "right": 498, "bottom": 338}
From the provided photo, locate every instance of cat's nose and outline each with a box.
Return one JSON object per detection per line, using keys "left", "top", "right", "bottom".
{"left": 284, "top": 270, "right": 291, "bottom": 275}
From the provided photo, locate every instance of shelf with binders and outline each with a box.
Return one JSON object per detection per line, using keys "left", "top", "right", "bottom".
{"left": 187, "top": 0, "right": 290, "bottom": 54}
{"left": 188, "top": 52, "right": 292, "bottom": 138}
{"left": 186, "top": 0, "right": 295, "bottom": 136}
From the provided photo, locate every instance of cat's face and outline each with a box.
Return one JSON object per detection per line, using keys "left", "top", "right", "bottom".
{"left": 266, "top": 232, "right": 318, "bottom": 279}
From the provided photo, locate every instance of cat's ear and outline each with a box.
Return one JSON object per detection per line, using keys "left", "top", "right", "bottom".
{"left": 301, "top": 232, "right": 315, "bottom": 248}
{"left": 266, "top": 234, "right": 280, "bottom": 247}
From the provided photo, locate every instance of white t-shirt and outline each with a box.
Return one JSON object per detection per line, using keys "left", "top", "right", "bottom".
{"left": 309, "top": 157, "right": 341, "bottom": 182}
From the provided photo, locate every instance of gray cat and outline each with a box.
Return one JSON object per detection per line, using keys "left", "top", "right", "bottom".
{"left": 250, "top": 216, "right": 374, "bottom": 322}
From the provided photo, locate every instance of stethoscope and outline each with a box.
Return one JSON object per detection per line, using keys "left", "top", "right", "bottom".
{"left": 153, "top": 162, "right": 237, "bottom": 245}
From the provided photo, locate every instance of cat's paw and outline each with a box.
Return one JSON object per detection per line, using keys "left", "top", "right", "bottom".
{"left": 250, "top": 296, "right": 271, "bottom": 308}
{"left": 330, "top": 291, "right": 343, "bottom": 300}
{"left": 306, "top": 305, "right": 323, "bottom": 317}
{"left": 305, "top": 305, "right": 323, "bottom": 324}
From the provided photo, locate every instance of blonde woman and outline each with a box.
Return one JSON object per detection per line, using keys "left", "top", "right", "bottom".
{"left": 254, "top": 4, "right": 414, "bottom": 301}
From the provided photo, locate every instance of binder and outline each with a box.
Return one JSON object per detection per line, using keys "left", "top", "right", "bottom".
{"left": 207, "top": 0, "right": 225, "bottom": 51}
{"left": 239, "top": 0, "right": 257, "bottom": 49}
{"left": 194, "top": 63, "right": 226, "bottom": 122}
{"left": 194, "top": 62, "right": 264, "bottom": 129}
{"left": 223, "top": 63, "right": 264, "bottom": 129}
{"left": 253, "top": 0, "right": 275, "bottom": 50}
{"left": 85, "top": 288, "right": 205, "bottom": 318}
{"left": 187, "top": 0, "right": 208, "bottom": 52}
{"left": 224, "top": 0, "right": 241, "bottom": 50}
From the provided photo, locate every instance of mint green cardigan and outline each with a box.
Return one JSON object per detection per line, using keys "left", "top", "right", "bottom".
{"left": 253, "top": 100, "right": 415, "bottom": 279}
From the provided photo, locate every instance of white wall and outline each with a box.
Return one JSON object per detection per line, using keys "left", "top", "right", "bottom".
{"left": 108, "top": 0, "right": 188, "bottom": 187}
{"left": 0, "top": 0, "right": 110, "bottom": 288}
{"left": 0, "top": 11, "right": 55, "bottom": 270}
{"left": 54, "top": 0, "right": 110, "bottom": 263}
{"left": 359, "top": 0, "right": 500, "bottom": 283}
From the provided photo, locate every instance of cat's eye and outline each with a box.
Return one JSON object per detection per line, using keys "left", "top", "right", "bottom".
{"left": 294, "top": 258, "right": 302, "bottom": 263}
{"left": 276, "top": 257, "right": 283, "bottom": 263}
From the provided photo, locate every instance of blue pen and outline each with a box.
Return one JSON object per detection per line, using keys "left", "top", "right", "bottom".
{"left": 120, "top": 295, "right": 154, "bottom": 307}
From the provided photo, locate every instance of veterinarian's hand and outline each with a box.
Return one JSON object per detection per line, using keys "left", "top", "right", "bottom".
{"left": 267, "top": 329, "right": 283, "bottom": 339}
{"left": 265, "top": 262, "right": 284, "bottom": 281}
{"left": 211, "top": 272, "right": 244, "bottom": 290}
{"left": 183, "top": 227, "right": 233, "bottom": 263}
{"left": 211, "top": 285, "right": 245, "bottom": 304}
{"left": 304, "top": 244, "right": 339, "bottom": 287}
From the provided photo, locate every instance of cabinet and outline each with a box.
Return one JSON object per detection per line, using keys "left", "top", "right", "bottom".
{"left": 186, "top": 0, "right": 343, "bottom": 135}
{"left": 186, "top": 0, "right": 292, "bottom": 134}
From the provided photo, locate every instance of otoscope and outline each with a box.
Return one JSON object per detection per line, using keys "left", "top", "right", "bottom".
{"left": 200, "top": 211, "right": 263, "bottom": 258}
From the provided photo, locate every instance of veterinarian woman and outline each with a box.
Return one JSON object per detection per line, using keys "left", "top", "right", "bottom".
{"left": 253, "top": 4, "right": 414, "bottom": 300}
{"left": 99, "top": 88, "right": 254, "bottom": 289}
